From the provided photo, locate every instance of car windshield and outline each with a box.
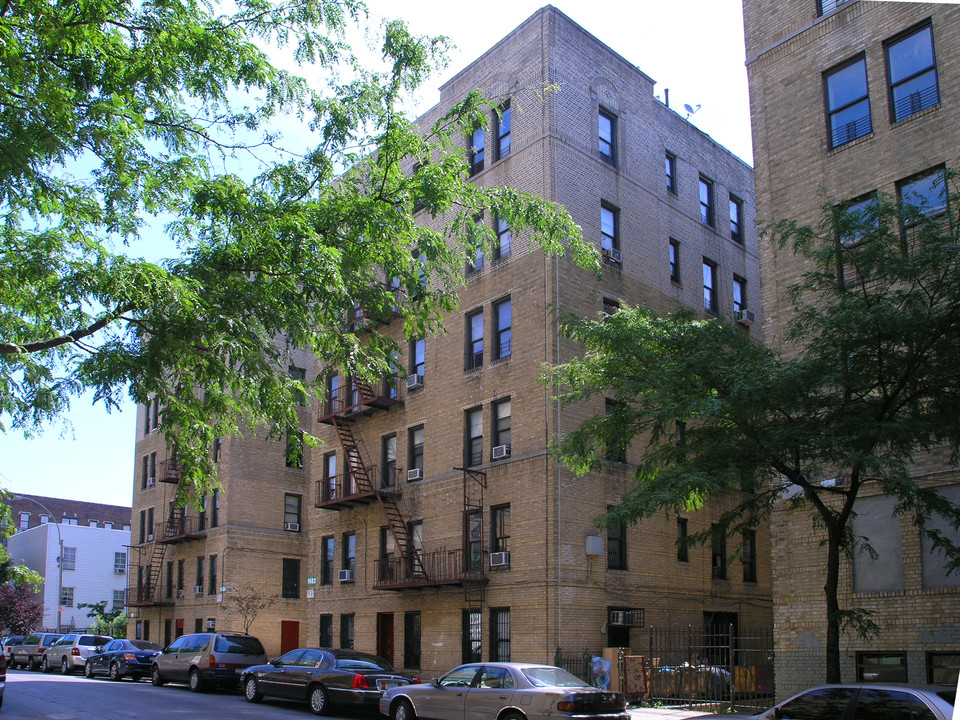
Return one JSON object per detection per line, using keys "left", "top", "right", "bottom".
{"left": 131, "top": 640, "right": 160, "bottom": 651}
{"left": 521, "top": 666, "right": 590, "bottom": 688}
{"left": 336, "top": 654, "right": 393, "bottom": 672}
{"left": 214, "top": 636, "right": 264, "bottom": 654}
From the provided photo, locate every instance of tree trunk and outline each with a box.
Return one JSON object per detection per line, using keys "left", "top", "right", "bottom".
{"left": 824, "top": 524, "right": 843, "bottom": 683}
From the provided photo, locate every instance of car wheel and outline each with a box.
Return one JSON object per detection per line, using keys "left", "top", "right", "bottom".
{"left": 392, "top": 698, "right": 417, "bottom": 720}
{"left": 500, "top": 714, "right": 525, "bottom": 720}
{"left": 188, "top": 667, "right": 205, "bottom": 693}
{"left": 60, "top": 656, "right": 69, "bottom": 674}
{"left": 243, "top": 675, "right": 262, "bottom": 703}
{"left": 84, "top": 661, "right": 94, "bottom": 678}
{"left": 151, "top": 665, "right": 165, "bottom": 686}
{"left": 109, "top": 661, "right": 122, "bottom": 681}
{"left": 40, "top": 656, "right": 49, "bottom": 673}
{"left": 308, "top": 684, "right": 329, "bottom": 715}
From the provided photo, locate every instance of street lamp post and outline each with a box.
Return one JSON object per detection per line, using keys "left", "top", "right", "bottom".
{"left": 14, "top": 495, "right": 63, "bottom": 632}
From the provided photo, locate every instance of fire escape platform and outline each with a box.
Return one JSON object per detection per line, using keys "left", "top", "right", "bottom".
{"left": 372, "top": 548, "right": 488, "bottom": 591}
{"left": 156, "top": 518, "right": 206, "bottom": 544}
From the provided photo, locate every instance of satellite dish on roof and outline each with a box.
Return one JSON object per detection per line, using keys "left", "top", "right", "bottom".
{"left": 684, "top": 103, "right": 702, "bottom": 119}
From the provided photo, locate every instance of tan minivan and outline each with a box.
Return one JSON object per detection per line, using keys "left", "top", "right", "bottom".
{"left": 151, "top": 632, "right": 266, "bottom": 692}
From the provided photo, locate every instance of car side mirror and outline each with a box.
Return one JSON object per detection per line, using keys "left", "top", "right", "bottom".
{"left": 431, "top": 678, "right": 441, "bottom": 687}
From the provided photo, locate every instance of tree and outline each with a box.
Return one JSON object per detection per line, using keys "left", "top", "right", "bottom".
{"left": 78, "top": 601, "right": 126, "bottom": 638}
{"left": 0, "top": 0, "right": 596, "bottom": 503}
{"left": 547, "top": 174, "right": 960, "bottom": 683}
{"left": 223, "top": 584, "right": 278, "bottom": 635}
{"left": 0, "top": 584, "right": 44, "bottom": 635}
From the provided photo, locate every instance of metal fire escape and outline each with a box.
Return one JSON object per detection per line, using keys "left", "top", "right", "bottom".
{"left": 461, "top": 467, "right": 487, "bottom": 607}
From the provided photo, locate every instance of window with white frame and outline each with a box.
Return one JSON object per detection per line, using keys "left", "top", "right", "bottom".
{"left": 114, "top": 552, "right": 127, "bottom": 574}
{"left": 62, "top": 546, "right": 77, "bottom": 570}
{"left": 61, "top": 587, "right": 75, "bottom": 607}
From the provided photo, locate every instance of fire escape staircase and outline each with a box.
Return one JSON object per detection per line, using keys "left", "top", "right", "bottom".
{"left": 127, "top": 536, "right": 168, "bottom": 607}
{"left": 461, "top": 467, "right": 487, "bottom": 607}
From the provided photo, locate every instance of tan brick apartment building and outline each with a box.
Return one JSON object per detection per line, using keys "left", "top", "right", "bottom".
{"left": 743, "top": 0, "right": 960, "bottom": 697}
{"left": 128, "top": 6, "right": 771, "bottom": 670}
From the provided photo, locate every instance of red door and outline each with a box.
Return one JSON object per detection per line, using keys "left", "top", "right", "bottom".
{"left": 280, "top": 620, "right": 300, "bottom": 655}
{"left": 376, "top": 613, "right": 394, "bottom": 666}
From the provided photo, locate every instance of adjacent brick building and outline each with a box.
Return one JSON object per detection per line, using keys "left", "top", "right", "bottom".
{"left": 129, "top": 6, "right": 771, "bottom": 669}
{"left": 743, "top": 0, "right": 960, "bottom": 697}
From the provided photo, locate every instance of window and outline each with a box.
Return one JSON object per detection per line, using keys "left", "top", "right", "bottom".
{"left": 494, "top": 298, "right": 511, "bottom": 360}
{"left": 599, "top": 109, "right": 616, "bottom": 165}
{"left": 699, "top": 176, "right": 715, "bottom": 226}
{"left": 669, "top": 239, "right": 680, "bottom": 283}
{"left": 729, "top": 195, "right": 743, "bottom": 243}
{"left": 340, "top": 614, "right": 355, "bottom": 649}
{"left": 665, "top": 152, "right": 677, "bottom": 194}
{"left": 165, "top": 561, "right": 173, "bottom": 599}
{"left": 733, "top": 276, "right": 746, "bottom": 315}
{"left": 838, "top": 193, "right": 878, "bottom": 247}
{"left": 467, "top": 214, "right": 484, "bottom": 274}
{"left": 462, "top": 609, "right": 482, "bottom": 663}
{"left": 319, "top": 615, "right": 333, "bottom": 648}
{"left": 211, "top": 489, "right": 219, "bottom": 528}
{"left": 817, "top": 0, "right": 853, "bottom": 16}
{"left": 494, "top": 215, "right": 511, "bottom": 260}
{"left": 469, "top": 125, "right": 485, "bottom": 176}
{"left": 600, "top": 203, "right": 619, "bottom": 258}
{"left": 198, "top": 494, "right": 208, "bottom": 532}
{"left": 466, "top": 310, "right": 483, "bottom": 370}
{"left": 104, "top": 522, "right": 113, "bottom": 530}
{"left": 711, "top": 525, "right": 727, "bottom": 580}
{"left": 285, "top": 428, "right": 304, "bottom": 468}
{"left": 856, "top": 653, "right": 908, "bottom": 683}
{"left": 412, "top": 161, "right": 425, "bottom": 213}
{"left": 602, "top": 297, "right": 619, "bottom": 318}
{"left": 62, "top": 516, "right": 77, "bottom": 525}
{"left": 195, "top": 556, "right": 204, "bottom": 593}
{"left": 493, "top": 398, "right": 511, "bottom": 455}
{"left": 212, "top": 436, "right": 222, "bottom": 463}
{"left": 382, "top": 434, "right": 397, "bottom": 488}
{"left": 607, "top": 511, "right": 626, "bottom": 570}
{"left": 605, "top": 400, "right": 627, "bottom": 462}
{"left": 379, "top": 526, "right": 396, "bottom": 582}
{"left": 141, "top": 455, "right": 148, "bottom": 490}
{"left": 409, "top": 520, "right": 424, "bottom": 558}
{"left": 208, "top": 554, "right": 217, "bottom": 595}
{"left": 342, "top": 532, "right": 356, "bottom": 573}
{"left": 113, "top": 589, "right": 126, "bottom": 609}
{"left": 151, "top": 397, "right": 159, "bottom": 432}
{"left": 61, "top": 587, "right": 74, "bottom": 608}
{"left": 282, "top": 558, "right": 300, "bottom": 599}
{"left": 490, "top": 608, "right": 511, "bottom": 662}
{"left": 677, "top": 518, "right": 689, "bottom": 562}
{"left": 408, "top": 426, "right": 424, "bottom": 477}
{"left": 742, "top": 530, "right": 757, "bottom": 583}
{"left": 321, "top": 536, "right": 334, "bottom": 585}
{"left": 702, "top": 259, "right": 718, "bottom": 312}
{"left": 465, "top": 407, "right": 483, "bottom": 467}
{"left": 410, "top": 338, "right": 425, "bottom": 379}
{"left": 114, "top": 552, "right": 127, "bottom": 574}
{"left": 465, "top": 510, "right": 482, "bottom": 572}
{"left": 491, "top": 504, "right": 510, "bottom": 553}
{"left": 177, "top": 559, "right": 184, "bottom": 593}
{"left": 495, "top": 102, "right": 510, "bottom": 160}
{"left": 18, "top": 512, "right": 28, "bottom": 529}
{"left": 289, "top": 366, "right": 307, "bottom": 406}
{"left": 898, "top": 167, "right": 947, "bottom": 221}
{"left": 927, "top": 652, "right": 960, "bottom": 685}
{"left": 825, "top": 56, "right": 871, "bottom": 148}
{"left": 404, "top": 611, "right": 421, "bottom": 670}
{"left": 61, "top": 546, "right": 77, "bottom": 571}
{"left": 326, "top": 373, "right": 340, "bottom": 414}
{"left": 139, "top": 509, "right": 146, "bottom": 544}
{"left": 886, "top": 23, "right": 939, "bottom": 123}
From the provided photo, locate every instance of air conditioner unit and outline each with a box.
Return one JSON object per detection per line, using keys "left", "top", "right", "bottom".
{"left": 608, "top": 610, "right": 627, "bottom": 626}
{"left": 492, "top": 444, "right": 511, "bottom": 460}
{"left": 735, "top": 309, "right": 756, "bottom": 326}
{"left": 177, "top": 589, "right": 185, "bottom": 598}
{"left": 338, "top": 569, "right": 355, "bottom": 582}
{"left": 405, "top": 374, "right": 424, "bottom": 390}
{"left": 146, "top": 477, "right": 156, "bottom": 487}
{"left": 114, "top": 568, "right": 125, "bottom": 574}
{"left": 146, "top": 534, "right": 154, "bottom": 542}
{"left": 193, "top": 585, "right": 203, "bottom": 595}
{"left": 284, "top": 522, "right": 300, "bottom": 532}
{"left": 602, "top": 247, "right": 623, "bottom": 264}
{"left": 489, "top": 551, "right": 511, "bottom": 568}
{"left": 407, "top": 468, "right": 422, "bottom": 481}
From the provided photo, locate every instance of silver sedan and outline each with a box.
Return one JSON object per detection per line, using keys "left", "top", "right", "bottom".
{"left": 379, "top": 662, "right": 629, "bottom": 720}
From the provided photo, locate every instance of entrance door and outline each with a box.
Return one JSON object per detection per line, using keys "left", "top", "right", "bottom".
{"left": 376, "top": 613, "right": 394, "bottom": 665}
{"left": 280, "top": 620, "right": 300, "bottom": 655}
{"left": 174, "top": 618, "right": 184, "bottom": 639}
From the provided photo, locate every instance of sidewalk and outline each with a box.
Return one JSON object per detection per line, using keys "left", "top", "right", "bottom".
{"left": 628, "top": 707, "right": 713, "bottom": 719}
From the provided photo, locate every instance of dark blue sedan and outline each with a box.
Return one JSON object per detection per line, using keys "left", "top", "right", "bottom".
{"left": 84, "top": 639, "right": 161, "bottom": 681}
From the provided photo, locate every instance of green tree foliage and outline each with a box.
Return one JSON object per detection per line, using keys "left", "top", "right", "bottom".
{"left": 78, "top": 600, "right": 126, "bottom": 638}
{"left": 0, "top": 0, "right": 596, "bottom": 502}
{"left": 547, "top": 174, "right": 960, "bottom": 683}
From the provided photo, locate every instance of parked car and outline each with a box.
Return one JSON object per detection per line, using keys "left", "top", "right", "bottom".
{"left": 0, "top": 647, "right": 6, "bottom": 709}
{"left": 151, "top": 632, "right": 266, "bottom": 692}
{"left": 689, "top": 683, "right": 956, "bottom": 720}
{"left": 84, "top": 639, "right": 161, "bottom": 681}
{"left": 40, "top": 633, "right": 114, "bottom": 674}
{"left": 9, "top": 633, "right": 62, "bottom": 670}
{"left": 379, "top": 662, "right": 630, "bottom": 720}
{"left": 0, "top": 637, "right": 23, "bottom": 668}
{"left": 242, "top": 648, "right": 418, "bottom": 715}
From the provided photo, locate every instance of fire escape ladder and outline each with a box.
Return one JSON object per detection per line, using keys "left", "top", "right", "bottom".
{"left": 377, "top": 492, "right": 427, "bottom": 582}
{"left": 331, "top": 416, "right": 376, "bottom": 496}
{"left": 461, "top": 467, "right": 487, "bottom": 607}
{"left": 145, "top": 542, "right": 166, "bottom": 601}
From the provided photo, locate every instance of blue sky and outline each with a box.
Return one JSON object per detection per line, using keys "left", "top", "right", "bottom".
{"left": 0, "top": 0, "right": 752, "bottom": 507}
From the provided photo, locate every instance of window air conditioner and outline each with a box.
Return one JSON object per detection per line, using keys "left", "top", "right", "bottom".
{"left": 608, "top": 610, "right": 627, "bottom": 626}
{"left": 177, "top": 589, "right": 185, "bottom": 598}
{"left": 735, "top": 309, "right": 756, "bottom": 326}
{"left": 406, "top": 374, "right": 424, "bottom": 390}
{"left": 284, "top": 522, "right": 300, "bottom": 532}
{"left": 193, "top": 585, "right": 203, "bottom": 595}
{"left": 338, "top": 569, "right": 355, "bottom": 582}
{"left": 489, "top": 551, "right": 511, "bottom": 568}
{"left": 146, "top": 477, "right": 155, "bottom": 487}
{"left": 492, "top": 444, "right": 511, "bottom": 460}
{"left": 407, "top": 468, "right": 422, "bottom": 481}
{"left": 114, "top": 568, "right": 125, "bottom": 574}
{"left": 602, "top": 247, "right": 622, "bottom": 264}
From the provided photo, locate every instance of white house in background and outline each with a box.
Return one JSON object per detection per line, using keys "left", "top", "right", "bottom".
{"left": 8, "top": 523, "right": 131, "bottom": 631}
